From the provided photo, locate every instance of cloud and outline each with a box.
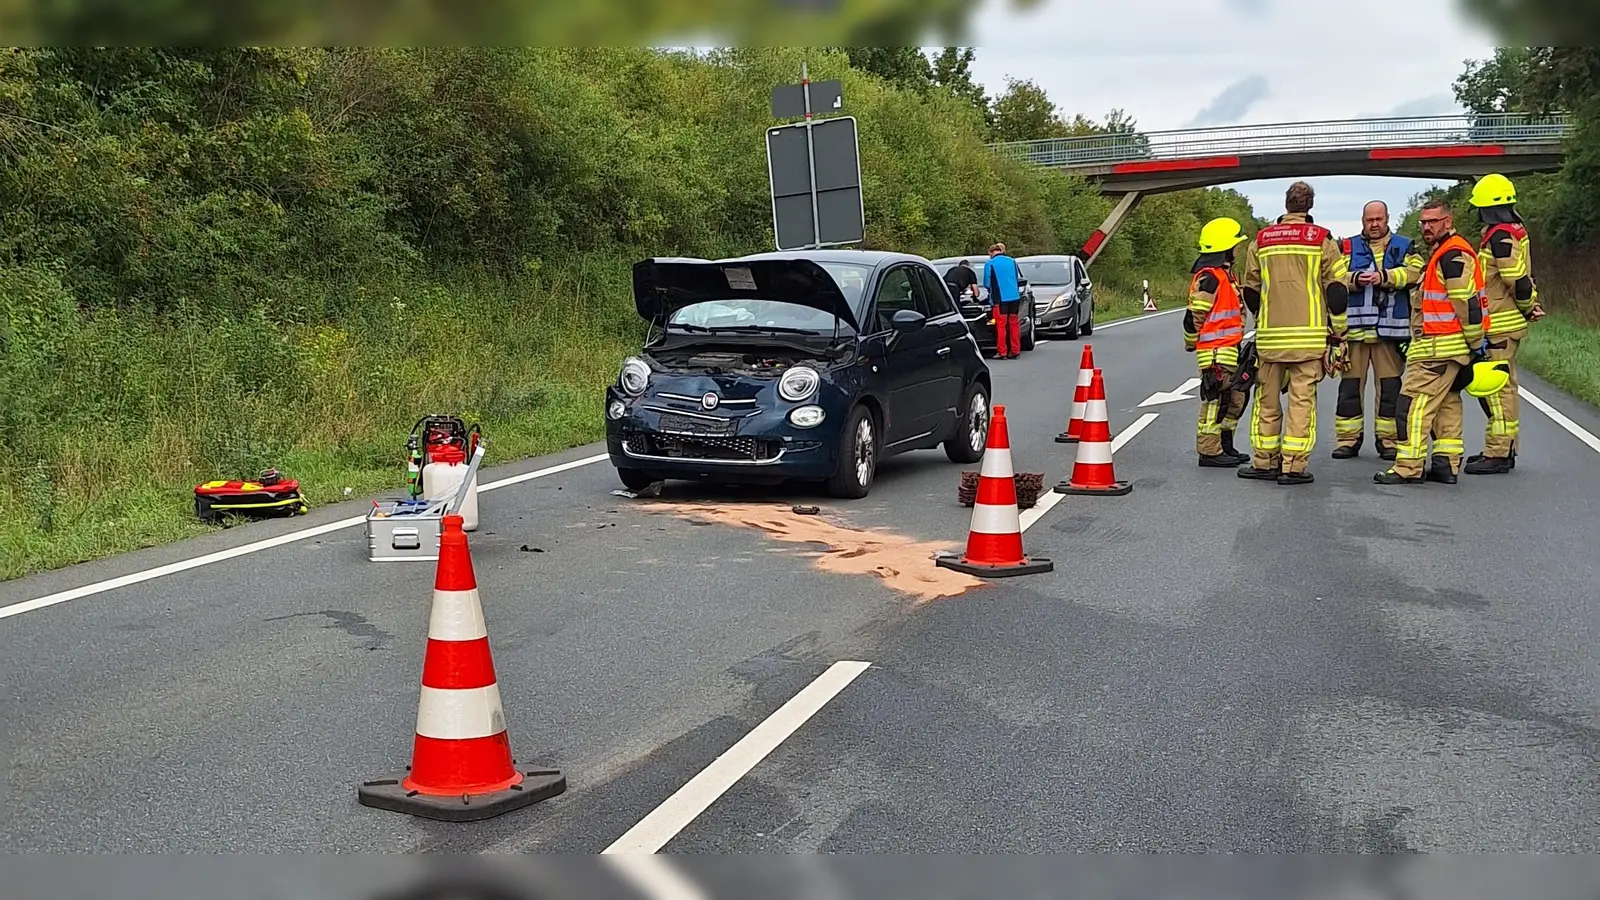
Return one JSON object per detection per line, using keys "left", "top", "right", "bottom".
{"left": 1386, "top": 93, "right": 1463, "bottom": 118}
{"left": 1187, "top": 75, "right": 1270, "bottom": 126}
{"left": 1223, "top": 0, "right": 1273, "bottom": 14}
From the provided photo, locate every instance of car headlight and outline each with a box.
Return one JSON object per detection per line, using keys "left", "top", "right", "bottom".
{"left": 778, "top": 366, "right": 820, "bottom": 402}
{"left": 789, "top": 405, "right": 825, "bottom": 428}
{"left": 607, "top": 400, "right": 626, "bottom": 420}
{"left": 618, "top": 357, "right": 650, "bottom": 396}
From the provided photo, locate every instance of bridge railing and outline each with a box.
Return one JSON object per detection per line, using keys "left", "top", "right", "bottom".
{"left": 990, "top": 114, "right": 1575, "bottom": 169}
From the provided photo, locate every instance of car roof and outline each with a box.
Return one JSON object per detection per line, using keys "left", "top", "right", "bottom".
{"left": 928, "top": 256, "right": 987, "bottom": 266}
{"left": 1017, "top": 254, "right": 1078, "bottom": 261}
{"left": 721, "top": 249, "right": 931, "bottom": 268}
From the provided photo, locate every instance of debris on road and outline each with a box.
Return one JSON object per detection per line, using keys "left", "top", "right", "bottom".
{"left": 792, "top": 505, "right": 821, "bottom": 515}
{"left": 611, "top": 481, "right": 665, "bottom": 500}
{"left": 958, "top": 472, "right": 1043, "bottom": 509}
{"left": 519, "top": 545, "right": 544, "bottom": 553}
{"left": 644, "top": 503, "right": 982, "bottom": 602}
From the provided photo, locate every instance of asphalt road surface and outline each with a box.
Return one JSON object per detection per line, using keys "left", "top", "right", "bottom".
{"left": 4, "top": 308, "right": 1600, "bottom": 861}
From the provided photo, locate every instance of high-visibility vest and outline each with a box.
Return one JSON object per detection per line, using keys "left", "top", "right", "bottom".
{"left": 1193, "top": 267, "right": 1244, "bottom": 350}
{"left": 1340, "top": 233, "right": 1413, "bottom": 340}
{"left": 1419, "top": 233, "right": 1488, "bottom": 337}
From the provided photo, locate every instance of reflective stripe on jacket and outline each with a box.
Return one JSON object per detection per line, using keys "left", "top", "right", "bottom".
{"left": 1342, "top": 233, "right": 1414, "bottom": 341}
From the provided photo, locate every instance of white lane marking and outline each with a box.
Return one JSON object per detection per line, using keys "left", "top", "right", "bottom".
{"left": 1140, "top": 377, "right": 1202, "bottom": 407}
{"left": 602, "top": 660, "right": 872, "bottom": 855}
{"left": 0, "top": 452, "right": 610, "bottom": 622}
{"left": 1020, "top": 413, "right": 1159, "bottom": 532}
{"left": 604, "top": 856, "right": 711, "bottom": 899}
{"left": 1519, "top": 385, "right": 1600, "bottom": 455}
{"left": 1092, "top": 307, "right": 1184, "bottom": 330}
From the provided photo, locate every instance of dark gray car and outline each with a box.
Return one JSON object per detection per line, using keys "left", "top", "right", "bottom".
{"left": 928, "top": 256, "right": 1037, "bottom": 355}
{"left": 1017, "top": 254, "right": 1095, "bottom": 340}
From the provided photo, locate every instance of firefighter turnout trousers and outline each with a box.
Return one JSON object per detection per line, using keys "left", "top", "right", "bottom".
{"left": 1198, "top": 370, "right": 1250, "bottom": 457}
{"left": 1394, "top": 360, "right": 1466, "bottom": 478}
{"left": 1479, "top": 333, "right": 1521, "bottom": 457}
{"left": 1250, "top": 360, "right": 1322, "bottom": 474}
{"left": 1334, "top": 339, "right": 1405, "bottom": 451}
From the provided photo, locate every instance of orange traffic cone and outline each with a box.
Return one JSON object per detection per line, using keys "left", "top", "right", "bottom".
{"left": 1055, "top": 344, "right": 1095, "bottom": 443}
{"left": 1054, "top": 369, "right": 1132, "bottom": 496}
{"left": 359, "top": 514, "right": 566, "bottom": 821}
{"left": 937, "top": 405, "right": 1053, "bottom": 578}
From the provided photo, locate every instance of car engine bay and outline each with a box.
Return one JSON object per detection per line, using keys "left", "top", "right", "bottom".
{"left": 647, "top": 348, "right": 839, "bottom": 377}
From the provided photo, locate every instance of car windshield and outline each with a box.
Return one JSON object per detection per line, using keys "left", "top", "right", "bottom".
{"left": 815, "top": 262, "right": 874, "bottom": 308}
{"left": 666, "top": 299, "right": 841, "bottom": 333}
{"left": 1020, "top": 261, "right": 1076, "bottom": 285}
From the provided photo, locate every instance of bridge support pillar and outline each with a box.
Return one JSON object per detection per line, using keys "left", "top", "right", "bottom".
{"left": 1081, "top": 191, "right": 1142, "bottom": 267}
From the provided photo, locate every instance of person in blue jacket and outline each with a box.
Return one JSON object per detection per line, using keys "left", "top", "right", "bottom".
{"left": 1334, "top": 201, "right": 1423, "bottom": 460}
{"left": 984, "top": 242, "right": 1024, "bottom": 359}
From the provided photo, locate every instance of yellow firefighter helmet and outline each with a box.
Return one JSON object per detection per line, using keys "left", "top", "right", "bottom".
{"left": 1466, "top": 359, "right": 1511, "bottom": 398}
{"left": 1198, "top": 217, "right": 1248, "bottom": 253}
{"left": 1469, "top": 173, "right": 1517, "bottom": 208}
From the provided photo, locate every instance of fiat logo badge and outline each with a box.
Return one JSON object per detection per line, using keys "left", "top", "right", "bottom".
{"left": 701, "top": 393, "right": 719, "bottom": 410}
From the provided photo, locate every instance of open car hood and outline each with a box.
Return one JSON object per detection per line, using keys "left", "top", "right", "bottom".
{"left": 632, "top": 258, "right": 859, "bottom": 332}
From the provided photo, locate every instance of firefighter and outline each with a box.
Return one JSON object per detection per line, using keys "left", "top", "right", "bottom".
{"left": 1184, "top": 217, "right": 1252, "bottom": 467}
{"left": 1334, "top": 200, "right": 1423, "bottom": 461}
{"left": 1374, "top": 197, "right": 1489, "bottom": 485}
{"left": 1237, "top": 181, "right": 1350, "bottom": 486}
{"left": 1464, "top": 173, "right": 1545, "bottom": 475}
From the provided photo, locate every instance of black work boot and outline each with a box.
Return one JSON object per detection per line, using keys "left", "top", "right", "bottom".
{"left": 1374, "top": 468, "right": 1424, "bottom": 485}
{"left": 1200, "top": 453, "right": 1246, "bottom": 468}
{"left": 1465, "top": 454, "right": 1513, "bottom": 475}
{"left": 1331, "top": 439, "right": 1362, "bottom": 460}
{"left": 1277, "top": 470, "right": 1314, "bottom": 486}
{"left": 1426, "top": 455, "right": 1458, "bottom": 484}
{"left": 1220, "top": 430, "right": 1250, "bottom": 463}
{"left": 1237, "top": 463, "right": 1281, "bottom": 481}
{"left": 1377, "top": 442, "right": 1398, "bottom": 462}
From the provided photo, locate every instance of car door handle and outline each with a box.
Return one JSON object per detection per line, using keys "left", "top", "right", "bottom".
{"left": 937, "top": 347, "right": 951, "bottom": 356}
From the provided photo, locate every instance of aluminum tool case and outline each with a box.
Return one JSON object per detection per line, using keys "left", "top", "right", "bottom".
{"left": 365, "top": 440, "right": 486, "bottom": 562}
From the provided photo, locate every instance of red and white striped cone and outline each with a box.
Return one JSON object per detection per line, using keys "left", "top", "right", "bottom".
{"left": 359, "top": 514, "right": 566, "bottom": 822}
{"left": 937, "top": 405, "right": 1053, "bottom": 578}
{"left": 1055, "top": 344, "right": 1095, "bottom": 443}
{"left": 1054, "top": 369, "right": 1133, "bottom": 496}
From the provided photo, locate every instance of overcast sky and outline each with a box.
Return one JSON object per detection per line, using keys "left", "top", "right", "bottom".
{"left": 948, "top": 0, "right": 1501, "bottom": 238}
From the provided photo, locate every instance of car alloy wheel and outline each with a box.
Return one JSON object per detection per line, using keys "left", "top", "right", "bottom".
{"left": 967, "top": 391, "right": 989, "bottom": 454}
{"left": 853, "top": 415, "right": 875, "bottom": 487}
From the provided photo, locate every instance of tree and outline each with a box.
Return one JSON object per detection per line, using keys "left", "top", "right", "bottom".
{"left": 989, "top": 77, "right": 1071, "bottom": 142}
{"left": 839, "top": 47, "right": 932, "bottom": 93}
{"left": 930, "top": 47, "right": 989, "bottom": 118}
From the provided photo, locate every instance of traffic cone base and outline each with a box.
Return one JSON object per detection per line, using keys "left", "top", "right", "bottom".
{"left": 358, "top": 764, "right": 566, "bottom": 823}
{"left": 937, "top": 404, "right": 1053, "bottom": 578}
{"left": 1053, "top": 369, "right": 1133, "bottom": 496}
{"left": 360, "top": 514, "right": 566, "bottom": 822}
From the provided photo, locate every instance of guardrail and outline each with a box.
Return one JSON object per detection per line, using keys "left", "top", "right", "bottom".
{"left": 989, "top": 114, "right": 1575, "bottom": 169}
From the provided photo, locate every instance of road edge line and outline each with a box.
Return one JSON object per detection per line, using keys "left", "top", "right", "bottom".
{"left": 1092, "top": 307, "right": 1184, "bottom": 331}
{"left": 1518, "top": 385, "right": 1600, "bottom": 455}
{"left": 601, "top": 660, "right": 873, "bottom": 855}
{"left": 0, "top": 452, "right": 610, "bottom": 622}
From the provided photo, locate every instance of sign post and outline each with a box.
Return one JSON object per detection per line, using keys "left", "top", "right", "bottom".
{"left": 767, "top": 64, "right": 863, "bottom": 251}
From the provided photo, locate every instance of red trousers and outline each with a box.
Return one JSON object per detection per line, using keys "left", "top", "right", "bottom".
{"left": 995, "top": 302, "right": 1021, "bottom": 357}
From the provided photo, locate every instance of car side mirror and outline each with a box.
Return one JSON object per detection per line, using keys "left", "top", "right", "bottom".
{"left": 891, "top": 309, "right": 927, "bottom": 333}
{"left": 1018, "top": 278, "right": 1029, "bottom": 288}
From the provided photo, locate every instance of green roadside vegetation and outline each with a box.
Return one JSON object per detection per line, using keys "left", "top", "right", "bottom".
{"left": 0, "top": 47, "right": 1256, "bottom": 581}
{"left": 1399, "top": 47, "right": 1600, "bottom": 407}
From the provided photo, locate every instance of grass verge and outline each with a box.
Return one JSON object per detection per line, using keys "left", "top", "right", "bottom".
{"left": 1, "top": 257, "right": 641, "bottom": 582}
{"left": 1519, "top": 313, "right": 1600, "bottom": 408}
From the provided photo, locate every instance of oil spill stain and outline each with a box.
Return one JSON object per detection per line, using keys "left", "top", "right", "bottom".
{"left": 643, "top": 502, "right": 982, "bottom": 602}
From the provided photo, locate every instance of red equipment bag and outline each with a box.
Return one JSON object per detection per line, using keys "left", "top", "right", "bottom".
{"left": 194, "top": 469, "right": 309, "bottom": 523}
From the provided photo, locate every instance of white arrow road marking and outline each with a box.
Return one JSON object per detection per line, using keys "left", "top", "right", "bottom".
{"left": 1139, "top": 377, "right": 1202, "bottom": 407}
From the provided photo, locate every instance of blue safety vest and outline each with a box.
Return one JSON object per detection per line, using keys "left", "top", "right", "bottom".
{"left": 1345, "top": 233, "right": 1412, "bottom": 341}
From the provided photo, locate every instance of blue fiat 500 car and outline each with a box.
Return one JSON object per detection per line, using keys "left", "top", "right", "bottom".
{"left": 605, "top": 250, "right": 993, "bottom": 498}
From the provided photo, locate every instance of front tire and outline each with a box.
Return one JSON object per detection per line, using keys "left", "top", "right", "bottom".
{"left": 616, "top": 467, "right": 657, "bottom": 491}
{"left": 1021, "top": 315, "right": 1036, "bottom": 351}
{"left": 1081, "top": 299, "right": 1094, "bottom": 335}
{"left": 944, "top": 381, "right": 991, "bottom": 464}
{"left": 827, "top": 405, "right": 878, "bottom": 499}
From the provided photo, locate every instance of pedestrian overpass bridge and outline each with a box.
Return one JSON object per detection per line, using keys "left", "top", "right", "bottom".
{"left": 989, "top": 114, "right": 1573, "bottom": 264}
